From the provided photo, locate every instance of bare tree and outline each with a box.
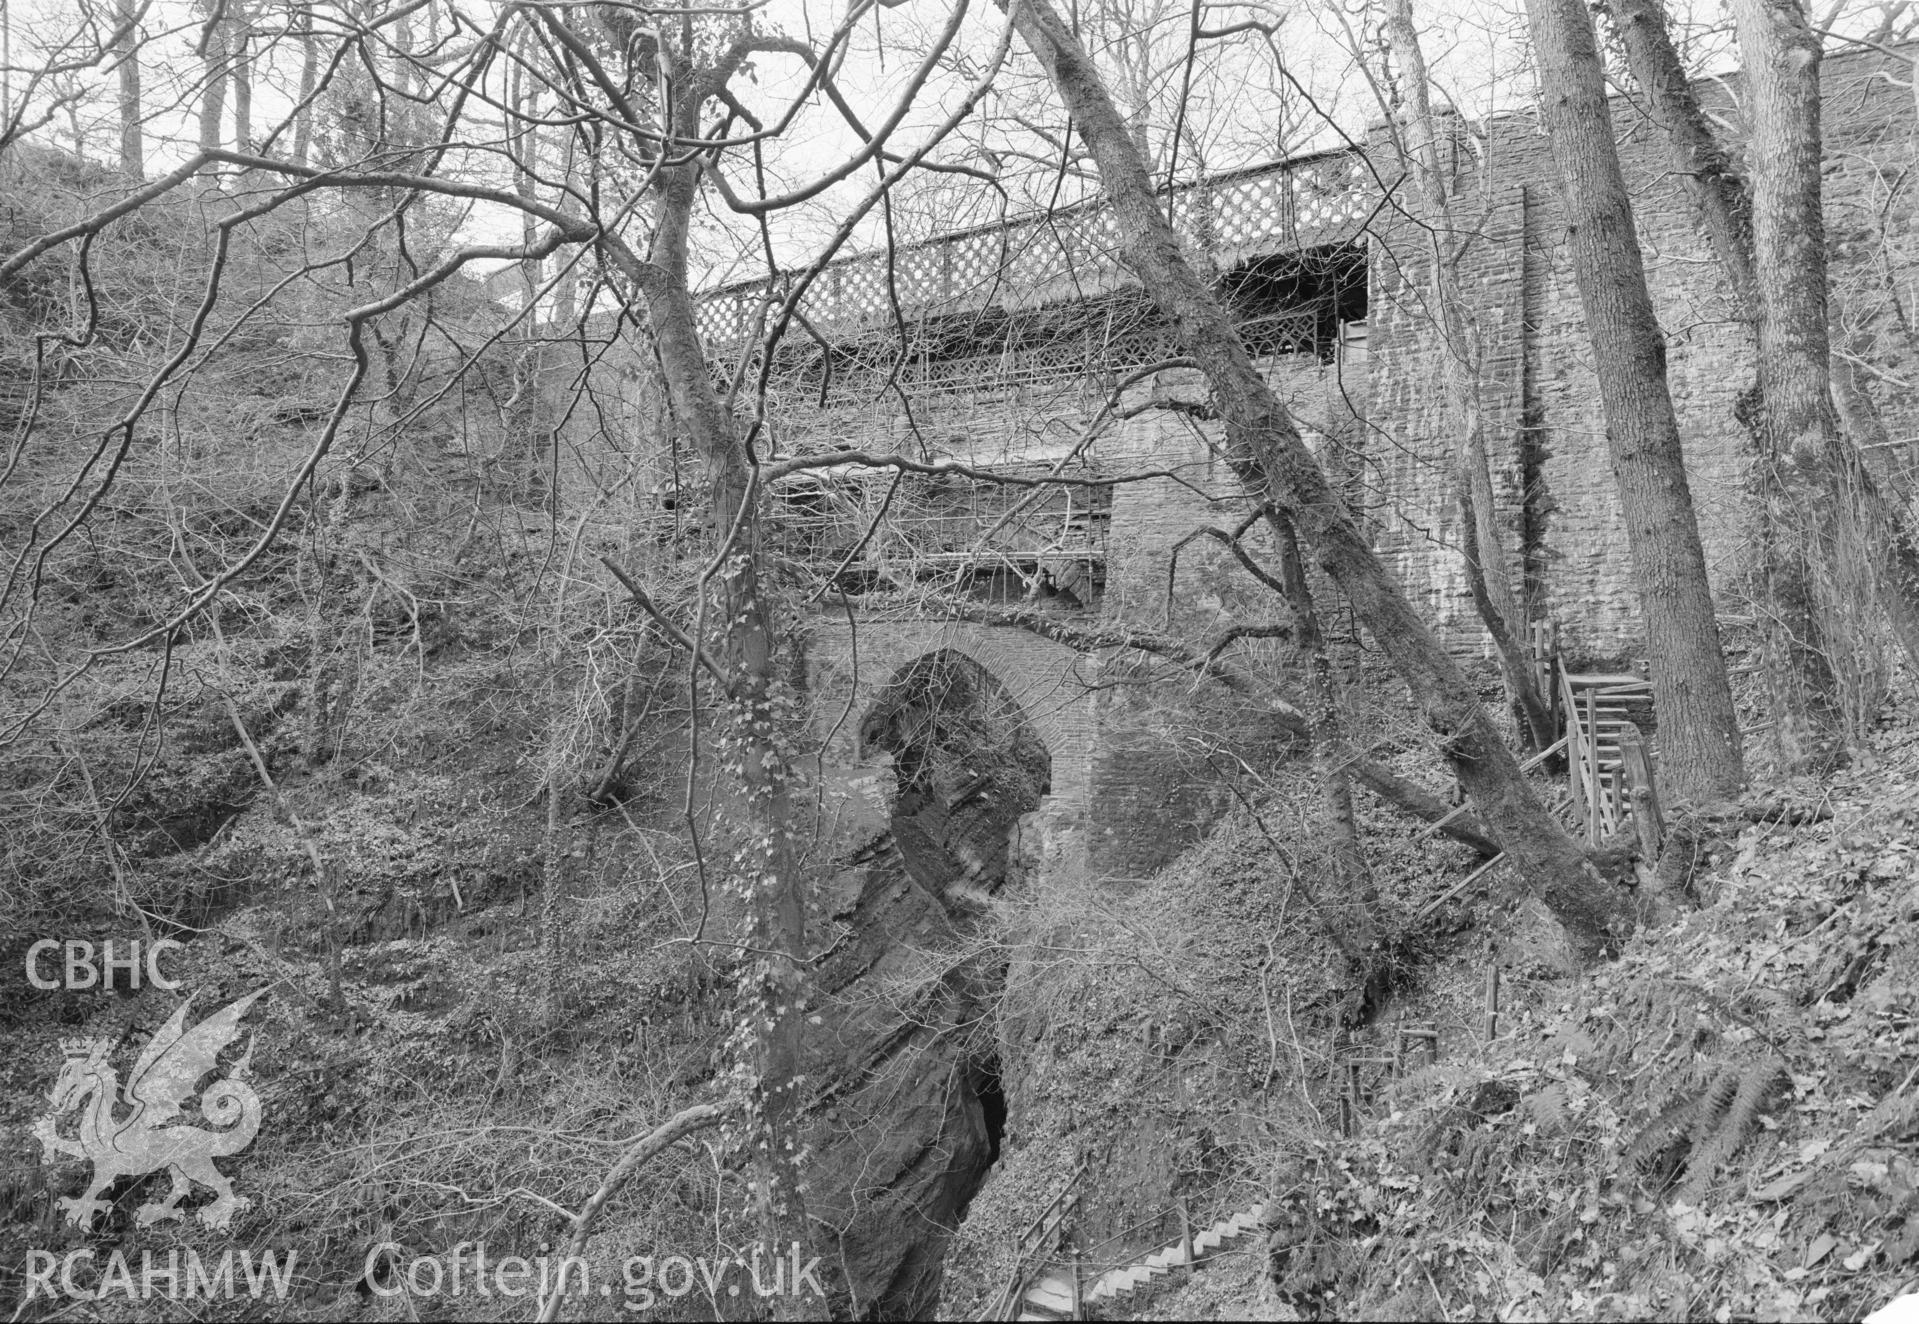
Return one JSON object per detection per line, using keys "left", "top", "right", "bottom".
{"left": 196, "top": 0, "right": 231, "bottom": 155}
{"left": 1005, "top": 0, "right": 1631, "bottom": 956}
{"left": 1606, "top": 0, "right": 1919, "bottom": 763}
{"left": 1730, "top": 0, "right": 1856, "bottom": 771}
{"left": 289, "top": 1, "right": 318, "bottom": 166}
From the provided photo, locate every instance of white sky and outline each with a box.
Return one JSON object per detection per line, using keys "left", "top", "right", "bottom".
{"left": 0, "top": 0, "right": 1784, "bottom": 293}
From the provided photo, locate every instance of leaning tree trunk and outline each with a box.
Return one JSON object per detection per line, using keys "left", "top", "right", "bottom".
{"left": 1383, "top": 0, "right": 1556, "bottom": 751}
{"left": 601, "top": 161, "right": 811, "bottom": 1259}
{"left": 1599, "top": 0, "right": 1759, "bottom": 318}
{"left": 1009, "top": 0, "right": 1630, "bottom": 957}
{"left": 1729, "top": 0, "right": 1852, "bottom": 773}
{"left": 1518, "top": 0, "right": 1747, "bottom": 805}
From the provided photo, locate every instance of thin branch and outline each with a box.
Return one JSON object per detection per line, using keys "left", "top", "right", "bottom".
{"left": 534, "top": 1102, "right": 730, "bottom": 1323}
{"left": 600, "top": 558, "right": 732, "bottom": 692}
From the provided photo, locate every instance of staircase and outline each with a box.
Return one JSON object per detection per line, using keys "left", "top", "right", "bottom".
{"left": 978, "top": 1165, "right": 1084, "bottom": 1322}
{"left": 1558, "top": 666, "right": 1656, "bottom": 843}
{"left": 1003, "top": 1200, "right": 1268, "bottom": 1320}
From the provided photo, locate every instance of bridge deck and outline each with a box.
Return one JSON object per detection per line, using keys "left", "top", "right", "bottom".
{"left": 695, "top": 148, "right": 1376, "bottom": 348}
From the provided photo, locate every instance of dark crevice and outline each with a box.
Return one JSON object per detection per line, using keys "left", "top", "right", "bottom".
{"left": 978, "top": 1063, "right": 1007, "bottom": 1167}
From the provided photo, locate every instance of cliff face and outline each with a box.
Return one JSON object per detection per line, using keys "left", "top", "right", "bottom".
{"left": 798, "top": 652, "right": 1052, "bottom": 1317}
{"left": 801, "top": 839, "right": 1002, "bottom": 1317}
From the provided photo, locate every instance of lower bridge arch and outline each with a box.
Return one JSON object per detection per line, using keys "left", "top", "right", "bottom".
{"left": 805, "top": 615, "right": 1098, "bottom": 875}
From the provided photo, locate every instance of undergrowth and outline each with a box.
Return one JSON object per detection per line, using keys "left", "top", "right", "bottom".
{"left": 1250, "top": 721, "right": 1919, "bottom": 1323}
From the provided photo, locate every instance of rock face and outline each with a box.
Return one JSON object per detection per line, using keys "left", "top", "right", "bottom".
{"left": 803, "top": 653, "right": 1050, "bottom": 1317}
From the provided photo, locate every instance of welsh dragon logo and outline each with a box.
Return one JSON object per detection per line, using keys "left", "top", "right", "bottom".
{"left": 34, "top": 990, "right": 265, "bottom": 1230}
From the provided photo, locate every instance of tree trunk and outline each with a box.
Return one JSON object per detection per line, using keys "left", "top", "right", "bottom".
{"left": 1609, "top": 0, "right": 1919, "bottom": 713}
{"left": 1830, "top": 343, "right": 1919, "bottom": 667}
{"left": 1729, "top": 0, "right": 1850, "bottom": 773}
{"left": 291, "top": 11, "right": 318, "bottom": 167}
{"left": 115, "top": 0, "right": 143, "bottom": 179}
{"left": 540, "top": 773, "right": 570, "bottom": 1029}
{"left": 1518, "top": 0, "right": 1747, "bottom": 804}
{"left": 1009, "top": 0, "right": 1630, "bottom": 957}
{"left": 600, "top": 157, "right": 811, "bottom": 1255}
{"left": 230, "top": 15, "right": 252, "bottom": 152}
{"left": 1598, "top": 0, "right": 1759, "bottom": 319}
{"left": 198, "top": 13, "right": 229, "bottom": 155}
{"left": 1382, "top": 0, "right": 1557, "bottom": 752}
{"left": 1270, "top": 509, "right": 1383, "bottom": 1004}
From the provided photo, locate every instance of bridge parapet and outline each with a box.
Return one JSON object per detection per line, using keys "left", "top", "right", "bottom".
{"left": 694, "top": 148, "right": 1375, "bottom": 348}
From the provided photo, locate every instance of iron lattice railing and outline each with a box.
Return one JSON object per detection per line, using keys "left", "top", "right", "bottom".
{"left": 694, "top": 149, "right": 1375, "bottom": 348}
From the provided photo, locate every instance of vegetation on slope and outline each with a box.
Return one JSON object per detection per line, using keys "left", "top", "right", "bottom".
{"left": 943, "top": 710, "right": 1919, "bottom": 1322}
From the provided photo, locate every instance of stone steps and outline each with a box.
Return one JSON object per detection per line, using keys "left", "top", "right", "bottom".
{"left": 1019, "top": 1269, "right": 1078, "bottom": 1319}
{"left": 1063, "top": 1201, "right": 1266, "bottom": 1307}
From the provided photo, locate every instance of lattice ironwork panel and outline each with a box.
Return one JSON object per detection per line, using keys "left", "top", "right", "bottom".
{"left": 1284, "top": 154, "right": 1375, "bottom": 245}
{"left": 946, "top": 230, "right": 1007, "bottom": 296}
{"left": 695, "top": 152, "right": 1378, "bottom": 346}
{"left": 1212, "top": 174, "right": 1283, "bottom": 247}
{"left": 694, "top": 289, "right": 756, "bottom": 346}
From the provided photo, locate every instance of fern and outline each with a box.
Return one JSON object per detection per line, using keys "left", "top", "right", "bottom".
{"left": 1684, "top": 1068, "right": 1747, "bottom": 1152}
{"left": 1522, "top": 1084, "right": 1571, "bottom": 1137}
{"left": 1679, "top": 1058, "right": 1788, "bottom": 1201}
{"left": 1577, "top": 975, "right": 1798, "bottom": 1197}
{"left": 1387, "top": 1059, "right": 1483, "bottom": 1107}
{"left": 1622, "top": 1082, "right": 1711, "bottom": 1174}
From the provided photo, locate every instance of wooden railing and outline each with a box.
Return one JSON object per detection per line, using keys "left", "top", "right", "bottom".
{"left": 1559, "top": 665, "right": 1659, "bottom": 846}
{"left": 980, "top": 1161, "right": 1087, "bottom": 1321}
{"left": 695, "top": 149, "right": 1375, "bottom": 348}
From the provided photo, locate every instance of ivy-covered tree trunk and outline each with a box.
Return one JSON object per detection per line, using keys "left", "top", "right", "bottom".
{"left": 602, "top": 153, "right": 812, "bottom": 1265}
{"left": 1009, "top": 0, "right": 1630, "bottom": 957}
{"left": 1598, "top": 0, "right": 1759, "bottom": 319}
{"left": 1518, "top": 0, "right": 1747, "bottom": 804}
{"left": 1729, "top": 0, "right": 1854, "bottom": 773}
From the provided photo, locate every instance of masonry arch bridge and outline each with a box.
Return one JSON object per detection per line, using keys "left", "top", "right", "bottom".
{"left": 808, "top": 615, "right": 1098, "bottom": 879}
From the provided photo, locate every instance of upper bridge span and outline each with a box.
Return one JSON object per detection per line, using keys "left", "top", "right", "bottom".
{"left": 677, "top": 45, "right": 1919, "bottom": 668}
{"left": 693, "top": 148, "right": 1376, "bottom": 349}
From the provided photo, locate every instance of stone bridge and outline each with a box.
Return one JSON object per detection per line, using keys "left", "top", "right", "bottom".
{"left": 707, "top": 42, "right": 1919, "bottom": 882}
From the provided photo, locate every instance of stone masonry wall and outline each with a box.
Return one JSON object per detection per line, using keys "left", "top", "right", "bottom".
{"left": 1365, "top": 42, "right": 1919, "bottom": 659}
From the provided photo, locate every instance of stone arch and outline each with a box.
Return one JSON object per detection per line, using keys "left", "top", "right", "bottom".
{"left": 857, "top": 650, "right": 1051, "bottom": 905}
{"left": 805, "top": 615, "right": 1097, "bottom": 821}
{"left": 857, "top": 650, "right": 1049, "bottom": 783}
